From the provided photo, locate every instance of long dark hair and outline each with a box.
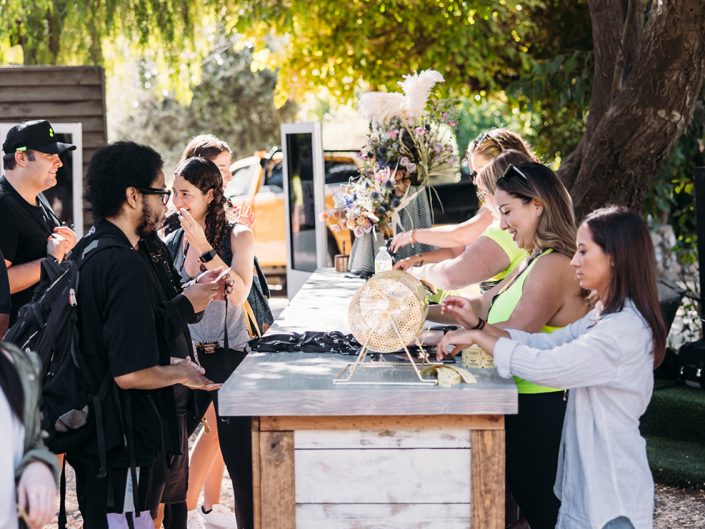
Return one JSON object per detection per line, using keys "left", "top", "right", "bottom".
{"left": 583, "top": 206, "right": 667, "bottom": 367}
{"left": 0, "top": 343, "right": 25, "bottom": 421}
{"left": 495, "top": 162, "right": 577, "bottom": 257}
{"left": 174, "top": 157, "right": 228, "bottom": 252}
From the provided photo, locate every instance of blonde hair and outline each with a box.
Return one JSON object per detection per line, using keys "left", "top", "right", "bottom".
{"left": 495, "top": 162, "right": 576, "bottom": 257}
{"left": 467, "top": 128, "right": 538, "bottom": 163}
{"left": 476, "top": 150, "right": 531, "bottom": 195}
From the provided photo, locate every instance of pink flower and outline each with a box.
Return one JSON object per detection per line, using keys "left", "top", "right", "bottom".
{"left": 415, "top": 127, "right": 426, "bottom": 137}
{"left": 406, "top": 162, "right": 417, "bottom": 173}
{"left": 385, "top": 129, "right": 400, "bottom": 139}
{"left": 399, "top": 156, "right": 410, "bottom": 167}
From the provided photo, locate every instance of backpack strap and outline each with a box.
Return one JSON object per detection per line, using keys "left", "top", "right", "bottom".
{"left": 163, "top": 228, "right": 185, "bottom": 262}
{"left": 37, "top": 192, "right": 62, "bottom": 228}
{"left": 243, "top": 300, "right": 262, "bottom": 338}
{"left": 58, "top": 458, "right": 67, "bottom": 529}
{"left": 72, "top": 238, "right": 129, "bottom": 490}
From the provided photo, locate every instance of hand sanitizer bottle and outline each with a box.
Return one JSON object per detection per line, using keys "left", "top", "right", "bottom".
{"left": 374, "top": 246, "right": 393, "bottom": 273}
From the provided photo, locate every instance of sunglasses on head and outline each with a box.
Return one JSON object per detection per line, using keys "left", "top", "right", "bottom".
{"left": 501, "top": 164, "right": 530, "bottom": 182}
{"left": 473, "top": 130, "right": 503, "bottom": 152}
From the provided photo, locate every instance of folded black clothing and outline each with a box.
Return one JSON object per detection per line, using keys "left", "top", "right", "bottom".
{"left": 248, "top": 331, "right": 361, "bottom": 355}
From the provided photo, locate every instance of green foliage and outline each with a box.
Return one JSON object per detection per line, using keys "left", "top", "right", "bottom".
{"left": 111, "top": 41, "right": 297, "bottom": 172}
{"left": 234, "top": 0, "right": 544, "bottom": 106}
{"left": 0, "top": 0, "right": 221, "bottom": 100}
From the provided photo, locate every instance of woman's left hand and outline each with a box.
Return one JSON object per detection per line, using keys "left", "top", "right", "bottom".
{"left": 17, "top": 461, "right": 57, "bottom": 529}
{"left": 436, "top": 329, "right": 477, "bottom": 360}
{"left": 178, "top": 208, "right": 211, "bottom": 254}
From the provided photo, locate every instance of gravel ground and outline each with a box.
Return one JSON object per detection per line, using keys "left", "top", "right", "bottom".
{"left": 51, "top": 466, "right": 705, "bottom": 528}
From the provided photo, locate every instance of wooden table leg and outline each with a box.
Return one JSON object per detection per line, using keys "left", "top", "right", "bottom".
{"left": 471, "top": 427, "right": 505, "bottom": 529}
{"left": 260, "top": 428, "right": 295, "bottom": 529}
{"left": 251, "top": 418, "right": 262, "bottom": 529}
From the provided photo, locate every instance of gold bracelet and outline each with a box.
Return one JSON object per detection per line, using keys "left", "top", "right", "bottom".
{"left": 416, "top": 253, "right": 424, "bottom": 267}
{"left": 410, "top": 229, "right": 417, "bottom": 244}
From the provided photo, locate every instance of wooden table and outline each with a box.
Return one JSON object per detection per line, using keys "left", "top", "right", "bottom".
{"left": 219, "top": 269, "right": 518, "bottom": 529}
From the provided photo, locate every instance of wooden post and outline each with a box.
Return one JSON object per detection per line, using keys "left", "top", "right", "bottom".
{"left": 251, "top": 418, "right": 262, "bottom": 529}
{"left": 471, "top": 428, "right": 505, "bottom": 529}
{"left": 260, "top": 428, "right": 295, "bottom": 529}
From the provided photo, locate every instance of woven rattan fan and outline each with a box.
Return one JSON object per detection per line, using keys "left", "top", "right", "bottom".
{"left": 334, "top": 270, "right": 436, "bottom": 385}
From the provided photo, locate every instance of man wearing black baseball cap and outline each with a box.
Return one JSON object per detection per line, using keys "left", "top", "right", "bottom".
{"left": 0, "top": 119, "right": 78, "bottom": 323}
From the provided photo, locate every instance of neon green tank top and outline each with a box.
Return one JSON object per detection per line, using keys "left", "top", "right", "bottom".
{"left": 487, "top": 249, "right": 563, "bottom": 394}
{"left": 481, "top": 224, "right": 529, "bottom": 283}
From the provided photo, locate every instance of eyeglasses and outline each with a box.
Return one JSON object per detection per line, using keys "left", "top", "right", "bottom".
{"left": 139, "top": 187, "right": 172, "bottom": 205}
{"left": 501, "top": 164, "right": 530, "bottom": 182}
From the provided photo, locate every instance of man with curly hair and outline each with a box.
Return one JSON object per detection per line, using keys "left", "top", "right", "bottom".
{"left": 65, "top": 141, "right": 223, "bottom": 528}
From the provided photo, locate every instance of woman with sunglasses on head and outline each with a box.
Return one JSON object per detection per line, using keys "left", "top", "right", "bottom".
{"left": 430, "top": 162, "right": 589, "bottom": 529}
{"left": 392, "top": 128, "right": 538, "bottom": 271}
{"left": 163, "top": 157, "right": 256, "bottom": 529}
{"left": 407, "top": 149, "right": 530, "bottom": 293}
{"left": 438, "top": 206, "right": 665, "bottom": 529}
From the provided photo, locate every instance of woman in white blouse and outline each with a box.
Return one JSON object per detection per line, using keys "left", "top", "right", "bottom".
{"left": 437, "top": 206, "right": 666, "bottom": 529}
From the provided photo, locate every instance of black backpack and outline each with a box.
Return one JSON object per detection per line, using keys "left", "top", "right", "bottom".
{"left": 4, "top": 238, "right": 121, "bottom": 470}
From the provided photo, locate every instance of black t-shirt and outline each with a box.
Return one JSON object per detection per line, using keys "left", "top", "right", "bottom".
{"left": 70, "top": 220, "right": 191, "bottom": 467}
{"left": 0, "top": 248, "right": 9, "bottom": 315}
{"left": 0, "top": 175, "right": 60, "bottom": 323}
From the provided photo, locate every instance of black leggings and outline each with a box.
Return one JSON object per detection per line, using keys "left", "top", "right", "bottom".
{"left": 185, "top": 348, "right": 254, "bottom": 529}
{"left": 505, "top": 391, "right": 566, "bottom": 529}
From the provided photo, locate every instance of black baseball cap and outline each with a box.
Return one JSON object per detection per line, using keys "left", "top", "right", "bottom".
{"left": 2, "top": 120, "right": 76, "bottom": 155}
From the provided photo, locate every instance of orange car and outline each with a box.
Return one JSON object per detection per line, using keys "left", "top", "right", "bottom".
{"left": 225, "top": 149, "right": 357, "bottom": 282}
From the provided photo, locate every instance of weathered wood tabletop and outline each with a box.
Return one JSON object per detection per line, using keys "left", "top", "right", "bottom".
{"left": 218, "top": 268, "right": 517, "bottom": 529}
{"left": 219, "top": 268, "right": 518, "bottom": 417}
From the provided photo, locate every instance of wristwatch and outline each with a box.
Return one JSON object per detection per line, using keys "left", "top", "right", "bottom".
{"left": 198, "top": 249, "right": 217, "bottom": 264}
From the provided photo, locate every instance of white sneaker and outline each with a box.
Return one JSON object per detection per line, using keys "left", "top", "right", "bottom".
{"left": 187, "top": 508, "right": 208, "bottom": 529}
{"left": 198, "top": 504, "right": 236, "bottom": 529}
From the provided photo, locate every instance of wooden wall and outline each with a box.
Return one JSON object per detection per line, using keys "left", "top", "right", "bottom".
{"left": 0, "top": 65, "right": 107, "bottom": 228}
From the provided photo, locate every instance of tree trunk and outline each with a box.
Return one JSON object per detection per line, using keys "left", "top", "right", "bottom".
{"left": 558, "top": 0, "right": 705, "bottom": 219}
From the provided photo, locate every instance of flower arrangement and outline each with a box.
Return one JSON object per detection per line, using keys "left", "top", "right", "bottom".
{"left": 324, "top": 69, "right": 458, "bottom": 238}
{"left": 359, "top": 69, "right": 459, "bottom": 186}
{"left": 323, "top": 166, "right": 404, "bottom": 238}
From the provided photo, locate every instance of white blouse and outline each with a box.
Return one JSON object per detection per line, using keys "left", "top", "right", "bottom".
{"left": 494, "top": 301, "right": 655, "bottom": 529}
{"left": 0, "top": 390, "right": 25, "bottom": 529}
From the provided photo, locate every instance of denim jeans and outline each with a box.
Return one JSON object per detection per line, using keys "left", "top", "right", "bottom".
{"left": 602, "top": 517, "right": 635, "bottom": 529}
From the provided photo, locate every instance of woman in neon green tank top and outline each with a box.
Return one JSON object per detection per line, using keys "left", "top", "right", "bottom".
{"left": 393, "top": 129, "right": 539, "bottom": 277}
{"left": 435, "top": 162, "right": 589, "bottom": 529}
{"left": 408, "top": 150, "right": 530, "bottom": 293}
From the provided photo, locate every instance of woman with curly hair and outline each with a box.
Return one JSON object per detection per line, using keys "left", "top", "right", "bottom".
{"left": 164, "top": 156, "right": 255, "bottom": 529}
